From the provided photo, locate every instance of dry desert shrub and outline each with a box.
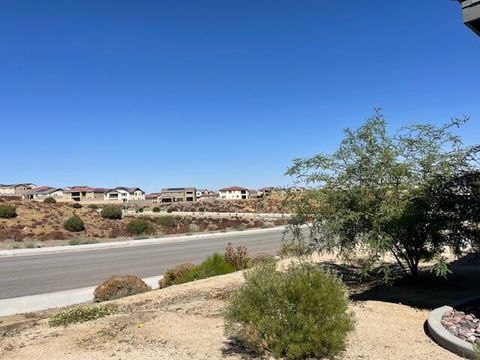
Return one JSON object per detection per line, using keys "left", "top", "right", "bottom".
{"left": 224, "top": 242, "right": 250, "bottom": 270}
{"left": 94, "top": 275, "right": 151, "bottom": 302}
{"left": 159, "top": 263, "right": 195, "bottom": 288}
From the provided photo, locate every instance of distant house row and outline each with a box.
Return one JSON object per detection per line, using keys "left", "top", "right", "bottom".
{"left": 0, "top": 183, "right": 304, "bottom": 203}
{"left": 147, "top": 186, "right": 305, "bottom": 203}
{"left": 0, "top": 184, "right": 146, "bottom": 203}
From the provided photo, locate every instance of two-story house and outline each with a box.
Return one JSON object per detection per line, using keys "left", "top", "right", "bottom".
{"left": 104, "top": 187, "right": 146, "bottom": 202}
{"left": 218, "top": 186, "right": 249, "bottom": 200}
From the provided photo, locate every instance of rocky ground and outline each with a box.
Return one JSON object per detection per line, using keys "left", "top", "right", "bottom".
{"left": 0, "top": 253, "right": 464, "bottom": 360}
{"left": 442, "top": 309, "right": 480, "bottom": 345}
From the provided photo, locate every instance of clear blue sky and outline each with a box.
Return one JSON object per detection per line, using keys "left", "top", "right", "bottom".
{"left": 1, "top": 0, "right": 479, "bottom": 193}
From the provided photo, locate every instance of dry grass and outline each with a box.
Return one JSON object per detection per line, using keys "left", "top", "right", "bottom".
{"left": 0, "top": 201, "right": 287, "bottom": 248}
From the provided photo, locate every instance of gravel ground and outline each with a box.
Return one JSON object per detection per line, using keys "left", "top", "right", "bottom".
{"left": 0, "top": 257, "right": 462, "bottom": 360}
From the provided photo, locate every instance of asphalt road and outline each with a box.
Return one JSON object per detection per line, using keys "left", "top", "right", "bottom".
{"left": 0, "top": 228, "right": 289, "bottom": 300}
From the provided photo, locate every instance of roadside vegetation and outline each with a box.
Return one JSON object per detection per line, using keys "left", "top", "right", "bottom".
{"left": 100, "top": 205, "right": 123, "bottom": 220}
{"left": 0, "top": 204, "right": 17, "bottom": 219}
{"left": 48, "top": 305, "right": 115, "bottom": 327}
{"left": 94, "top": 275, "right": 151, "bottom": 302}
{"left": 159, "top": 243, "right": 275, "bottom": 289}
{"left": 125, "top": 219, "right": 155, "bottom": 235}
{"left": 63, "top": 215, "right": 85, "bottom": 232}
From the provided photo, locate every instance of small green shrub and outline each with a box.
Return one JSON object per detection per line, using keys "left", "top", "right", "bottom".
{"left": 94, "top": 275, "right": 151, "bottom": 302}
{"left": 152, "top": 206, "right": 161, "bottom": 213}
{"left": 43, "top": 197, "right": 56, "bottom": 204}
{"left": 159, "top": 263, "right": 195, "bottom": 288}
{"left": 158, "top": 215, "right": 176, "bottom": 227}
{"left": 68, "top": 238, "right": 99, "bottom": 246}
{"left": 198, "top": 207, "right": 206, "bottom": 212}
{"left": 72, "top": 203, "right": 82, "bottom": 209}
{"left": 63, "top": 215, "right": 85, "bottom": 232}
{"left": 101, "top": 205, "right": 122, "bottom": 220}
{"left": 174, "top": 253, "right": 236, "bottom": 285}
{"left": 225, "top": 262, "right": 354, "bottom": 359}
{"left": 137, "top": 207, "right": 144, "bottom": 213}
{"left": 236, "top": 224, "right": 247, "bottom": 231}
{"left": 0, "top": 204, "right": 17, "bottom": 219}
{"left": 48, "top": 305, "right": 115, "bottom": 327}
{"left": 261, "top": 222, "right": 275, "bottom": 229}
{"left": 125, "top": 219, "right": 155, "bottom": 235}
{"left": 88, "top": 204, "right": 99, "bottom": 210}
{"left": 167, "top": 208, "right": 174, "bottom": 213}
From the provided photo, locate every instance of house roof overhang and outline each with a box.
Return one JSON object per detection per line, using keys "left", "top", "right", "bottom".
{"left": 458, "top": 0, "right": 480, "bottom": 35}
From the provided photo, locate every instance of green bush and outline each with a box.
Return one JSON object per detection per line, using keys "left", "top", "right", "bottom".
{"left": 68, "top": 238, "right": 99, "bottom": 246}
{"left": 94, "top": 275, "right": 151, "bottom": 302}
{"left": 152, "top": 207, "right": 161, "bottom": 213}
{"left": 63, "top": 215, "right": 85, "bottom": 232}
{"left": 125, "top": 219, "right": 155, "bottom": 235}
{"left": 157, "top": 215, "right": 176, "bottom": 227}
{"left": 167, "top": 208, "right": 174, "bottom": 213}
{"left": 101, "top": 205, "right": 122, "bottom": 220}
{"left": 159, "top": 263, "right": 195, "bottom": 288}
{"left": 174, "top": 253, "right": 236, "bottom": 285}
{"left": 88, "top": 204, "right": 99, "bottom": 210}
{"left": 72, "top": 203, "right": 82, "bottom": 209}
{"left": 137, "top": 207, "right": 144, "bottom": 213}
{"left": 0, "top": 204, "right": 17, "bottom": 219}
{"left": 48, "top": 305, "right": 115, "bottom": 327}
{"left": 225, "top": 262, "right": 354, "bottom": 359}
{"left": 43, "top": 197, "right": 56, "bottom": 204}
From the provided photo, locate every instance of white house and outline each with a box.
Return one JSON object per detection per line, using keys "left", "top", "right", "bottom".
{"left": 0, "top": 183, "right": 36, "bottom": 196}
{"left": 218, "top": 186, "right": 249, "bottom": 200}
{"left": 104, "top": 187, "right": 145, "bottom": 202}
{"left": 24, "top": 187, "right": 64, "bottom": 201}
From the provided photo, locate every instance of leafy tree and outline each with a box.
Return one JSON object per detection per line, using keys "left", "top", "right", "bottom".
{"left": 286, "top": 110, "right": 480, "bottom": 279}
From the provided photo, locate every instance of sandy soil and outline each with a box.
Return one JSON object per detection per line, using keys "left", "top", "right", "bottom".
{"left": 0, "top": 259, "right": 462, "bottom": 360}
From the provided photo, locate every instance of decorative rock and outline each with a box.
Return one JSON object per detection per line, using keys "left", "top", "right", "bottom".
{"left": 442, "top": 306, "right": 480, "bottom": 345}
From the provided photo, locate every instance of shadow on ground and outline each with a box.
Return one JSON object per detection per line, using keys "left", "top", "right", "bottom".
{"left": 320, "top": 253, "right": 480, "bottom": 310}
{"left": 222, "top": 339, "right": 262, "bottom": 360}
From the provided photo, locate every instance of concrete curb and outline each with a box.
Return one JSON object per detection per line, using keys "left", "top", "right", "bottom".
{"left": 0, "top": 275, "right": 163, "bottom": 317}
{"left": 427, "top": 305, "right": 477, "bottom": 359}
{"left": 0, "top": 226, "right": 288, "bottom": 258}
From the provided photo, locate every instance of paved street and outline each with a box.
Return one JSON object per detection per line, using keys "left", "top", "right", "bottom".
{"left": 0, "top": 228, "right": 289, "bottom": 299}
